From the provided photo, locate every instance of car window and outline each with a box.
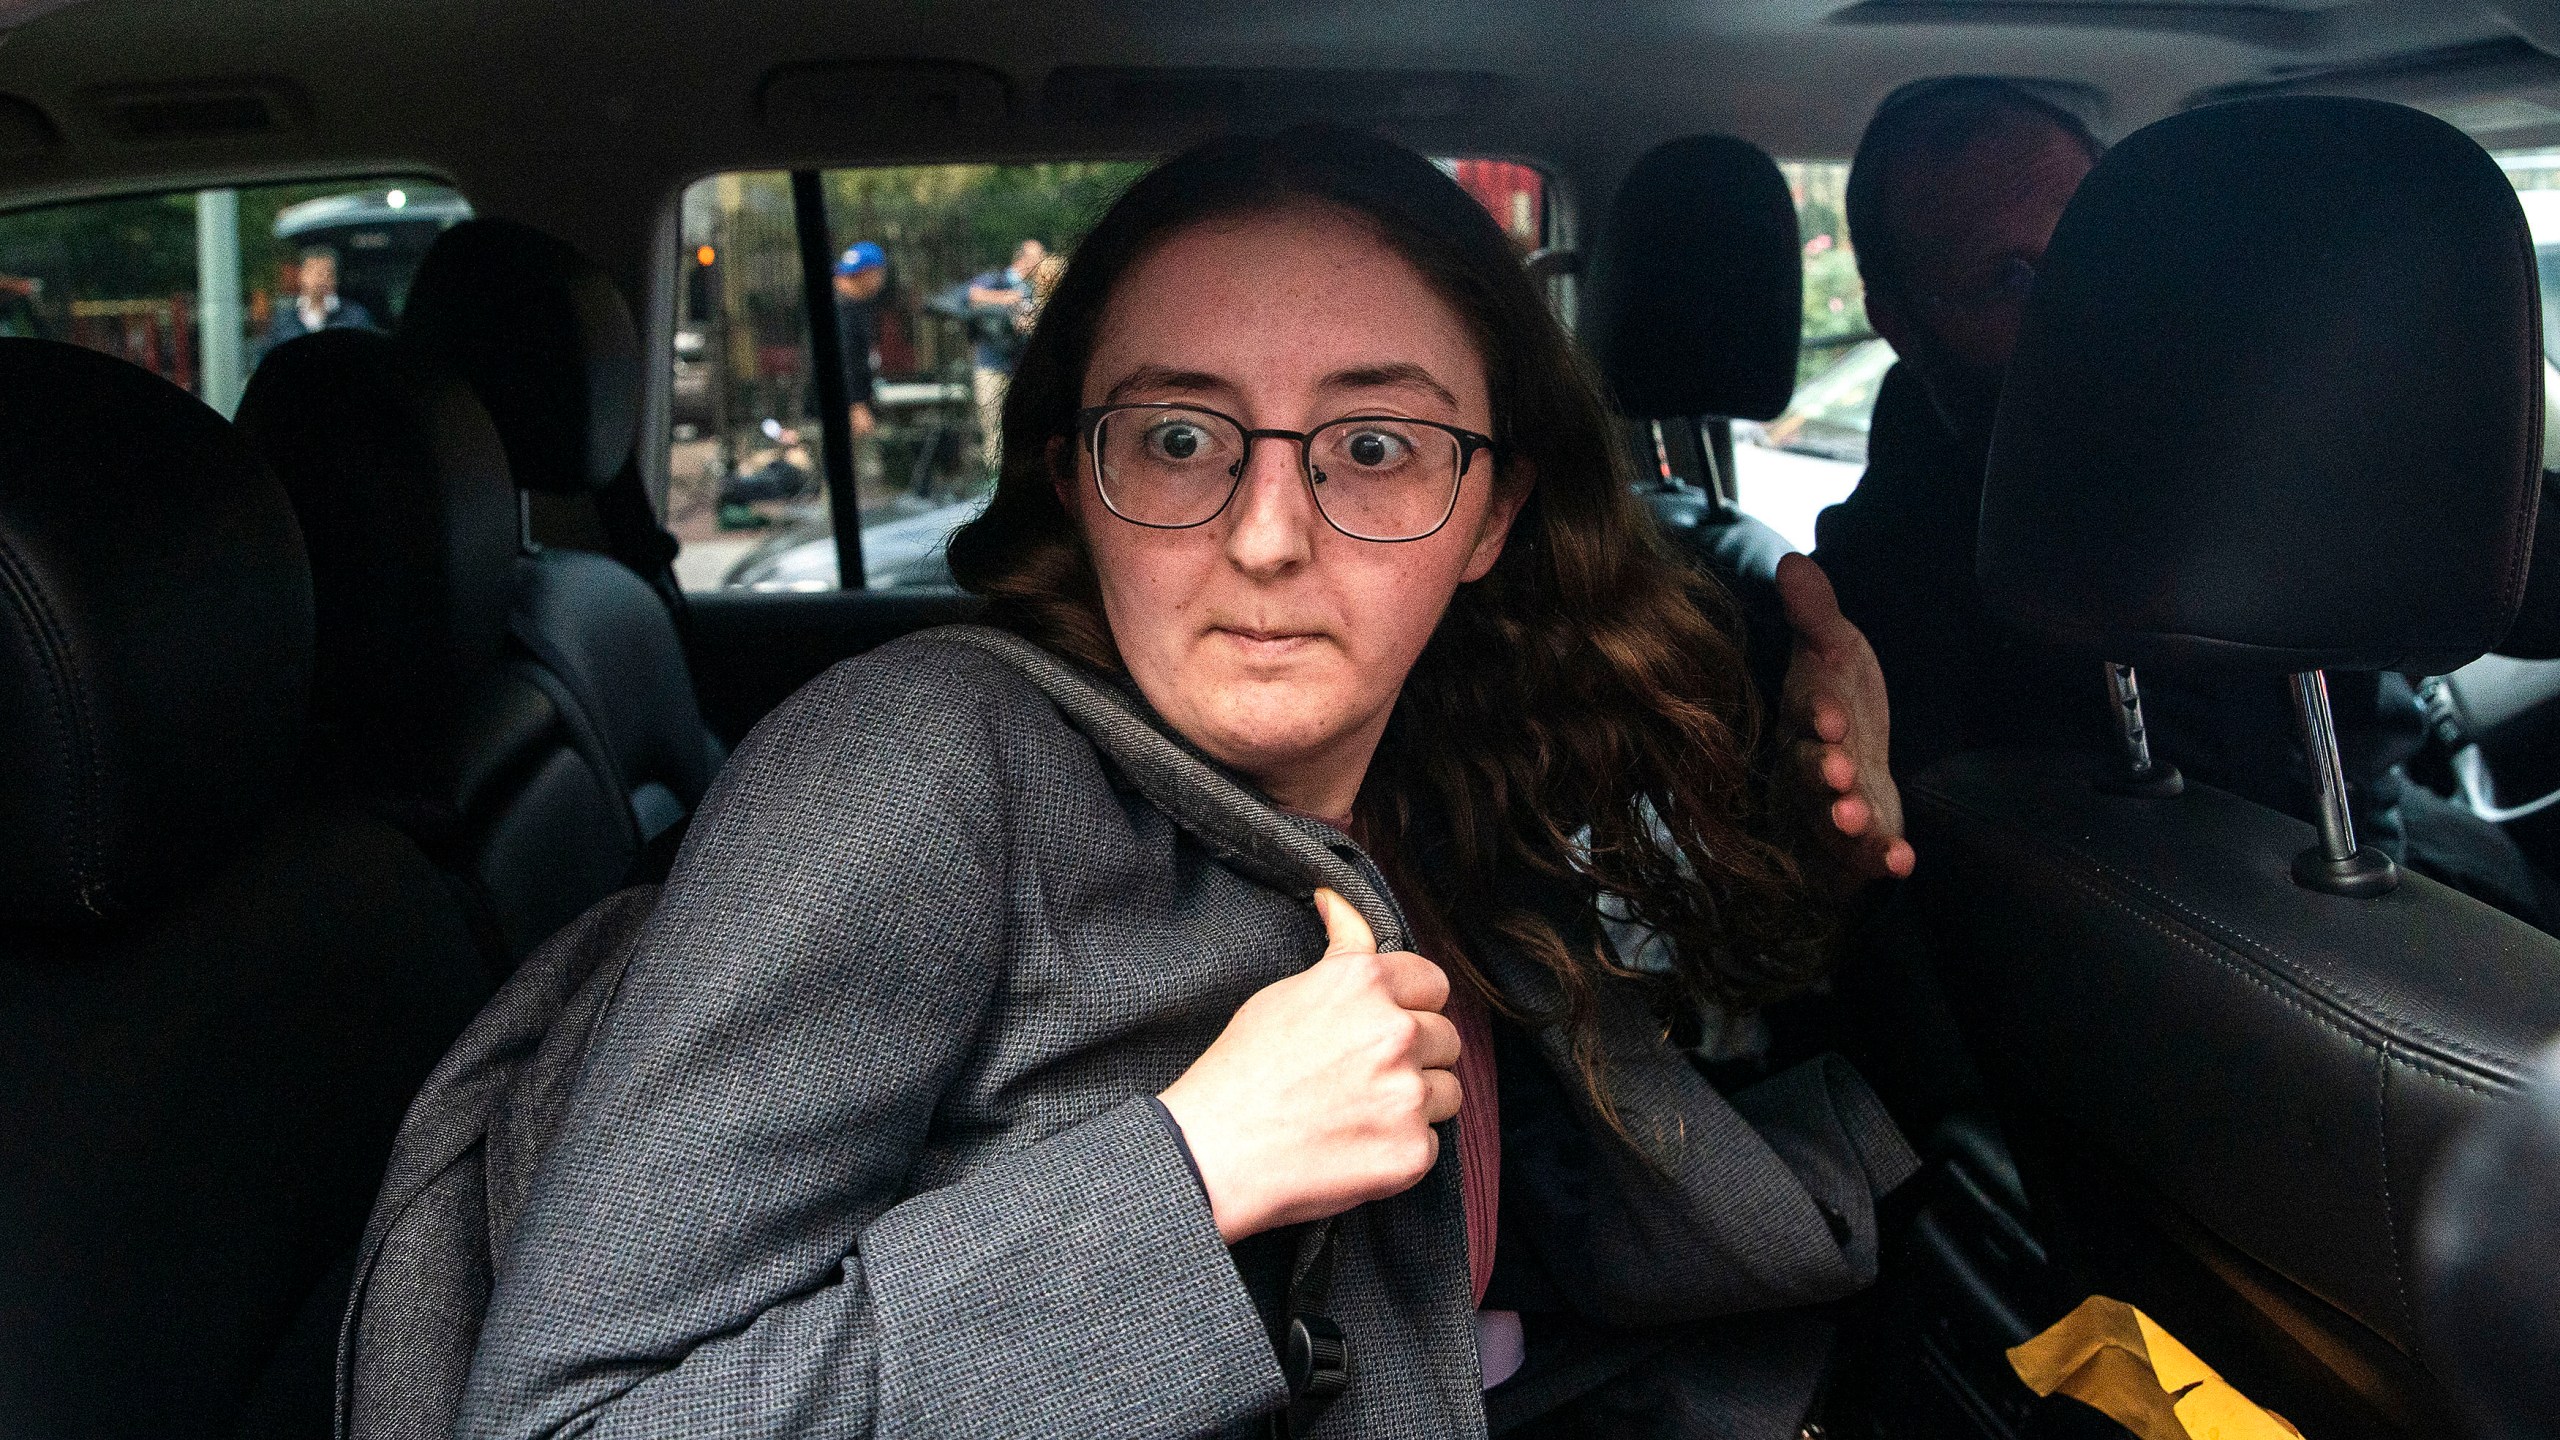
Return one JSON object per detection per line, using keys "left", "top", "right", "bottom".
{"left": 665, "top": 163, "right": 1146, "bottom": 593}
{"left": 0, "top": 178, "right": 470, "bottom": 416}
{"left": 666, "top": 157, "right": 1547, "bottom": 593}
{"left": 1731, "top": 159, "right": 1874, "bottom": 551}
{"left": 1445, "top": 158, "right": 1546, "bottom": 252}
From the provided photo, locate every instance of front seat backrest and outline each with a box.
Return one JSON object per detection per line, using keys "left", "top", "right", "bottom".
{"left": 401, "top": 219, "right": 724, "bottom": 849}
{"left": 237, "top": 328, "right": 642, "bottom": 964}
{"left": 0, "top": 338, "right": 489, "bottom": 1438}
{"left": 1910, "top": 96, "right": 2560, "bottom": 1436}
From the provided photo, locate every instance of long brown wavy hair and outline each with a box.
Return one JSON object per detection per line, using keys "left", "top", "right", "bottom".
{"left": 947, "top": 125, "right": 1832, "bottom": 1112}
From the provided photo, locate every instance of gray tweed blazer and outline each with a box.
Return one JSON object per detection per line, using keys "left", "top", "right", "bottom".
{"left": 457, "top": 627, "right": 1914, "bottom": 1439}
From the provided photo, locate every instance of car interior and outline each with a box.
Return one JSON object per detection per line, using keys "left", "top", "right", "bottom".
{"left": 7, "top": 1, "right": 2560, "bottom": 1437}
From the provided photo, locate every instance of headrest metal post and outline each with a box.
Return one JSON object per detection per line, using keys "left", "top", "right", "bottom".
{"left": 2287, "top": 668, "right": 2399, "bottom": 897}
{"left": 2095, "top": 661, "right": 2182, "bottom": 797}
{"left": 1691, "top": 416, "right": 1734, "bottom": 514}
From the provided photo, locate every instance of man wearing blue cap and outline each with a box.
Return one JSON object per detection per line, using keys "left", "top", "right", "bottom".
{"left": 832, "top": 241, "right": 888, "bottom": 442}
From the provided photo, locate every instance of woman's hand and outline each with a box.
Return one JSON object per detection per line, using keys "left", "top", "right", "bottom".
{"left": 1158, "top": 888, "right": 1462, "bottom": 1242}
{"left": 1776, "top": 552, "right": 1916, "bottom": 887}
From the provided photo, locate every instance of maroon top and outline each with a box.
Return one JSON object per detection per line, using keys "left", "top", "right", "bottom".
{"left": 1300, "top": 811, "right": 1501, "bottom": 1307}
{"left": 1394, "top": 878, "right": 1500, "bottom": 1306}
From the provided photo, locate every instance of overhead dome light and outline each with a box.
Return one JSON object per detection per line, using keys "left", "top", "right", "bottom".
{"left": 385, "top": 188, "right": 407, "bottom": 209}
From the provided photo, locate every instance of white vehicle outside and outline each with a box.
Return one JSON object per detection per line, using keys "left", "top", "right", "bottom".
{"left": 1731, "top": 336, "right": 1893, "bottom": 552}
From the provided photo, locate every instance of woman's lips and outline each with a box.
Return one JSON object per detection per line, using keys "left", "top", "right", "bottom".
{"left": 1210, "top": 625, "right": 1323, "bottom": 658}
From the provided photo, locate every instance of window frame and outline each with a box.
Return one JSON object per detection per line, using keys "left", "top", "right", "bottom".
{"left": 788, "top": 168, "right": 868, "bottom": 587}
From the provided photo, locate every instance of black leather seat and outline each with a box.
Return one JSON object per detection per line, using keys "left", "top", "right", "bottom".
{"left": 1910, "top": 96, "right": 2560, "bottom": 1437}
{"left": 400, "top": 219, "right": 724, "bottom": 854}
{"left": 1582, "top": 133, "right": 1807, "bottom": 691}
{"left": 236, "top": 328, "right": 640, "bottom": 965}
{"left": 0, "top": 338, "right": 490, "bottom": 1438}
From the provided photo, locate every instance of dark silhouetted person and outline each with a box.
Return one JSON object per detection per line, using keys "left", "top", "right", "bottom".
{"left": 260, "top": 246, "right": 377, "bottom": 358}
{"left": 1815, "top": 77, "right": 2555, "bottom": 927}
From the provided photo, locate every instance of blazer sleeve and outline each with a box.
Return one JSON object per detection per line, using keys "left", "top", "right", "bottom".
{"left": 458, "top": 645, "right": 1287, "bottom": 1439}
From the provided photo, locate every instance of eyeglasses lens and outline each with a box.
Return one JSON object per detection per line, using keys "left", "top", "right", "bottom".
{"left": 1093, "top": 407, "right": 1246, "bottom": 528}
{"left": 1306, "top": 418, "right": 1463, "bottom": 541}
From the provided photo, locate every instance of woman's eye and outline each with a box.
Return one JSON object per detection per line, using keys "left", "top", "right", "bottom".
{"left": 1146, "top": 422, "right": 1209, "bottom": 461}
{"left": 1342, "top": 429, "right": 1412, "bottom": 468}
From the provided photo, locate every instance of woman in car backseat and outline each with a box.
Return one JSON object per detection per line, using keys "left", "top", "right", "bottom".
{"left": 464, "top": 126, "right": 1915, "bottom": 1440}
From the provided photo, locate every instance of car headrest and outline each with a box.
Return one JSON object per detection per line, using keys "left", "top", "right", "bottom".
{"left": 400, "top": 218, "right": 640, "bottom": 495}
{"left": 1584, "top": 134, "right": 1802, "bottom": 422}
{"left": 1980, "top": 96, "right": 2541, "bottom": 674}
{"left": 0, "top": 339, "right": 311, "bottom": 932}
{"left": 236, "top": 330, "right": 517, "bottom": 777}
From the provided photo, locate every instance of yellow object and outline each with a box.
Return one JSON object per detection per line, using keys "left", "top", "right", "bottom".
{"left": 2007, "top": 1296, "right": 2305, "bottom": 1440}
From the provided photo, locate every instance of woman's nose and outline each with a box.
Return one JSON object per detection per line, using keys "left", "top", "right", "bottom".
{"left": 1223, "top": 437, "right": 1319, "bottom": 575}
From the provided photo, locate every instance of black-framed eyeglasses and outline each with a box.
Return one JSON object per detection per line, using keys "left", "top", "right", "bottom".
{"left": 1075, "top": 402, "right": 1498, "bottom": 543}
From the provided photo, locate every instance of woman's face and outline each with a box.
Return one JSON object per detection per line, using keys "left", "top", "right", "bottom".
{"left": 1069, "top": 203, "right": 1527, "bottom": 808}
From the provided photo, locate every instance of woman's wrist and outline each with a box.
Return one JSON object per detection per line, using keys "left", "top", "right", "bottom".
{"left": 1156, "top": 1085, "right": 1268, "bottom": 1243}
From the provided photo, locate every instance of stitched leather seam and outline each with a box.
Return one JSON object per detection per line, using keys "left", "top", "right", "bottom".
{"left": 1925, "top": 794, "right": 2508, "bottom": 1086}
{"left": 2494, "top": 209, "right": 2539, "bottom": 623}
{"left": 2063, "top": 829, "right": 2513, "bottom": 1074}
{"left": 2090, "top": 854, "right": 2514, "bottom": 1075}
{"left": 1916, "top": 783, "right": 2525, "bottom": 1086}
{"left": 2023, "top": 861, "right": 2411, "bottom": 1322}
{"left": 2037, "top": 862, "right": 2383, "bottom": 1064}
{"left": 0, "top": 527, "right": 105, "bottom": 913}
{"left": 2374, "top": 1058, "right": 2416, "bottom": 1339}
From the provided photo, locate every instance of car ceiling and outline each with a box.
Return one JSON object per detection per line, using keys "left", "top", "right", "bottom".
{"left": 2, "top": 0, "right": 2558, "bottom": 314}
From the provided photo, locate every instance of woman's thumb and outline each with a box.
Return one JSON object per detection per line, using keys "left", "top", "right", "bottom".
{"left": 1312, "top": 887, "right": 1379, "bottom": 958}
{"left": 1775, "top": 551, "right": 1850, "bottom": 650}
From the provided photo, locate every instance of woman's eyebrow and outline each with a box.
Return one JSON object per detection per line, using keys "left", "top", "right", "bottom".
{"left": 1320, "top": 362, "right": 1459, "bottom": 411}
{"left": 1103, "top": 365, "right": 1234, "bottom": 403}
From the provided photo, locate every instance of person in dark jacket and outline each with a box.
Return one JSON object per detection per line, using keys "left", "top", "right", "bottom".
{"left": 463, "top": 126, "right": 1918, "bottom": 1440}
{"left": 831, "top": 240, "right": 886, "bottom": 439}
{"left": 1812, "top": 78, "right": 2106, "bottom": 777}
{"left": 1813, "top": 77, "right": 2556, "bottom": 926}
{"left": 258, "top": 246, "right": 377, "bottom": 358}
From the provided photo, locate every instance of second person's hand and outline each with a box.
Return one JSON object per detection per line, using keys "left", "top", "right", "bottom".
{"left": 1157, "top": 888, "right": 1462, "bottom": 1243}
{"left": 1775, "top": 551, "right": 1916, "bottom": 888}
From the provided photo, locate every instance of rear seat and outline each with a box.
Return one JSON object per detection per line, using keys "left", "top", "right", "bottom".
{"left": 0, "top": 338, "right": 491, "bottom": 1438}
{"left": 402, "top": 219, "right": 726, "bottom": 858}
{"left": 237, "top": 328, "right": 639, "bottom": 965}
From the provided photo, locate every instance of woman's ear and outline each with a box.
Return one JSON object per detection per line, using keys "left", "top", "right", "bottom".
{"left": 1045, "top": 435, "right": 1073, "bottom": 510}
{"left": 1460, "top": 458, "right": 1533, "bottom": 583}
